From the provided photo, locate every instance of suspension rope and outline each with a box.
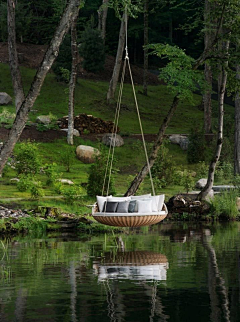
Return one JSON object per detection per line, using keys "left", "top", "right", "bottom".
{"left": 102, "top": 5, "right": 155, "bottom": 197}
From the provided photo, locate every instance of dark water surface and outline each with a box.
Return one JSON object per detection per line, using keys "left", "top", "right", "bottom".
{"left": 1, "top": 222, "right": 240, "bottom": 322}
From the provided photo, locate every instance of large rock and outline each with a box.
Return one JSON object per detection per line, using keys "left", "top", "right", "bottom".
{"left": 102, "top": 133, "right": 124, "bottom": 147}
{"left": 60, "top": 128, "right": 80, "bottom": 137}
{"left": 76, "top": 145, "right": 100, "bottom": 164}
{"left": 0, "top": 92, "right": 12, "bottom": 105}
{"left": 169, "top": 134, "right": 189, "bottom": 150}
{"left": 36, "top": 115, "right": 51, "bottom": 125}
{"left": 195, "top": 178, "right": 207, "bottom": 189}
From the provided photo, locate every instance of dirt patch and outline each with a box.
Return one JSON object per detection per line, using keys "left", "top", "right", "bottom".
{"left": 0, "top": 126, "right": 158, "bottom": 143}
{"left": 0, "top": 42, "right": 162, "bottom": 85}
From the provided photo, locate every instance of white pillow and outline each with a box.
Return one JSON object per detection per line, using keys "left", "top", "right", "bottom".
{"left": 158, "top": 194, "right": 165, "bottom": 211}
{"left": 108, "top": 196, "right": 131, "bottom": 202}
{"left": 130, "top": 194, "right": 151, "bottom": 200}
{"left": 151, "top": 195, "right": 160, "bottom": 212}
{"left": 97, "top": 195, "right": 112, "bottom": 212}
{"left": 137, "top": 199, "right": 152, "bottom": 213}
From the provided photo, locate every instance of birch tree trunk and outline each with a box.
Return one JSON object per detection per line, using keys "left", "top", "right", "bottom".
{"left": 7, "top": 0, "right": 25, "bottom": 112}
{"left": 98, "top": 0, "right": 108, "bottom": 43}
{"left": 198, "top": 40, "right": 229, "bottom": 200}
{"left": 234, "top": 65, "right": 240, "bottom": 175}
{"left": 0, "top": 0, "right": 81, "bottom": 175}
{"left": 67, "top": 16, "right": 78, "bottom": 145}
{"left": 107, "top": 13, "right": 127, "bottom": 103}
{"left": 203, "top": 0, "right": 214, "bottom": 138}
{"left": 143, "top": 0, "right": 149, "bottom": 96}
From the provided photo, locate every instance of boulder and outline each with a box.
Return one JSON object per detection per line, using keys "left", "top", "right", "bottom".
{"left": 10, "top": 178, "right": 20, "bottom": 183}
{"left": 36, "top": 115, "right": 51, "bottom": 125}
{"left": 195, "top": 178, "right": 207, "bottom": 189}
{"left": 58, "top": 179, "right": 74, "bottom": 185}
{"left": 169, "top": 134, "right": 189, "bottom": 150}
{"left": 0, "top": 92, "right": 12, "bottom": 105}
{"left": 102, "top": 133, "right": 124, "bottom": 147}
{"left": 76, "top": 145, "right": 100, "bottom": 164}
{"left": 60, "top": 128, "right": 80, "bottom": 137}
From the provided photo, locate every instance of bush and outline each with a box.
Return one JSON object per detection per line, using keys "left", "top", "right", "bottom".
{"left": 62, "top": 185, "right": 83, "bottom": 205}
{"left": 209, "top": 190, "right": 239, "bottom": 220}
{"left": 15, "top": 141, "right": 41, "bottom": 175}
{"left": 59, "top": 146, "right": 75, "bottom": 172}
{"left": 87, "top": 151, "right": 116, "bottom": 197}
{"left": 187, "top": 126, "right": 205, "bottom": 163}
{"left": 44, "top": 163, "right": 60, "bottom": 185}
{"left": 151, "top": 141, "right": 176, "bottom": 188}
{"left": 79, "top": 26, "right": 105, "bottom": 73}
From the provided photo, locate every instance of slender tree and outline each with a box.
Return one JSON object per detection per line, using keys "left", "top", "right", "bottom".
{"left": 7, "top": 0, "right": 25, "bottom": 112}
{"left": 67, "top": 15, "right": 78, "bottom": 145}
{"left": 0, "top": 0, "right": 81, "bottom": 175}
{"left": 98, "top": 0, "right": 109, "bottom": 43}
{"left": 107, "top": 12, "right": 127, "bottom": 103}
{"left": 234, "top": 64, "right": 240, "bottom": 175}
{"left": 143, "top": 0, "right": 149, "bottom": 96}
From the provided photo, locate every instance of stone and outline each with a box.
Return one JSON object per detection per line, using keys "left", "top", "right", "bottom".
{"left": 102, "top": 133, "right": 124, "bottom": 147}
{"left": 169, "top": 134, "right": 189, "bottom": 151}
{"left": 58, "top": 179, "right": 74, "bottom": 185}
{"left": 212, "top": 185, "right": 235, "bottom": 192}
{"left": 76, "top": 145, "right": 100, "bottom": 164}
{"left": 10, "top": 178, "right": 20, "bottom": 183}
{"left": 36, "top": 115, "right": 52, "bottom": 125}
{"left": 60, "top": 128, "right": 80, "bottom": 137}
{"left": 195, "top": 178, "right": 207, "bottom": 189}
{"left": 0, "top": 92, "right": 12, "bottom": 105}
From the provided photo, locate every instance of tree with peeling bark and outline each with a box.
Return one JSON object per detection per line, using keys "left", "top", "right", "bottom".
{"left": 98, "top": 0, "right": 109, "bottom": 43}
{"left": 67, "top": 15, "right": 79, "bottom": 146}
{"left": 0, "top": 0, "right": 81, "bottom": 175}
{"left": 7, "top": 0, "right": 25, "bottom": 112}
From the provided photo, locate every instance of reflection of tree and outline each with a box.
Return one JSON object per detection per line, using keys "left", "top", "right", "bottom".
{"left": 104, "top": 280, "right": 126, "bottom": 322}
{"left": 69, "top": 261, "right": 77, "bottom": 322}
{"left": 14, "top": 288, "right": 27, "bottom": 322}
{"left": 203, "top": 234, "right": 230, "bottom": 322}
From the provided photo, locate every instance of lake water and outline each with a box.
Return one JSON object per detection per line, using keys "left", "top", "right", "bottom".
{"left": 1, "top": 222, "right": 240, "bottom": 322}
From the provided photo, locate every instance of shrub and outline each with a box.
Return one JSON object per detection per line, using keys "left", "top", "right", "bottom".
{"left": 0, "top": 108, "right": 15, "bottom": 128}
{"left": 209, "top": 190, "right": 239, "bottom": 220}
{"left": 79, "top": 26, "right": 105, "bottom": 73}
{"left": 87, "top": 151, "right": 116, "bottom": 197}
{"left": 187, "top": 126, "right": 205, "bottom": 163}
{"left": 62, "top": 186, "right": 83, "bottom": 204}
{"left": 59, "top": 146, "right": 75, "bottom": 172}
{"left": 151, "top": 141, "right": 176, "bottom": 188}
{"left": 15, "top": 141, "right": 41, "bottom": 175}
{"left": 44, "top": 163, "right": 60, "bottom": 185}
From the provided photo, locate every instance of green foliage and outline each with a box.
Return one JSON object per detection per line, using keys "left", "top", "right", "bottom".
{"left": 79, "top": 26, "right": 105, "bottom": 73}
{"left": 59, "top": 146, "right": 75, "bottom": 172}
{"left": 187, "top": 126, "right": 205, "bottom": 163}
{"left": 36, "top": 113, "right": 58, "bottom": 132}
{"left": 62, "top": 185, "right": 83, "bottom": 205}
{"left": 87, "top": 150, "right": 116, "bottom": 196}
{"left": 17, "top": 174, "right": 44, "bottom": 199}
{"left": 209, "top": 190, "right": 239, "bottom": 220}
{"left": 30, "top": 181, "right": 44, "bottom": 199}
{"left": 52, "top": 35, "right": 71, "bottom": 81}
{"left": 12, "top": 216, "right": 48, "bottom": 233}
{"left": 215, "top": 162, "right": 234, "bottom": 183}
{"left": 148, "top": 43, "right": 205, "bottom": 102}
{"left": 180, "top": 170, "right": 195, "bottom": 193}
{"left": 17, "top": 175, "right": 33, "bottom": 192}
{"left": 15, "top": 141, "right": 41, "bottom": 175}
{"left": 0, "top": 108, "right": 15, "bottom": 128}
{"left": 151, "top": 141, "right": 176, "bottom": 189}
{"left": 44, "top": 163, "right": 60, "bottom": 185}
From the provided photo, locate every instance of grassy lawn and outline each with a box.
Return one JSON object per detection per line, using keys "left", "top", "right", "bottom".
{"left": 0, "top": 62, "right": 235, "bottom": 212}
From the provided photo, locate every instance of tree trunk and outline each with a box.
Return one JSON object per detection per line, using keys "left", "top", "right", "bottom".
{"left": 143, "top": 0, "right": 149, "bottom": 96}
{"left": 198, "top": 40, "right": 229, "bottom": 200}
{"left": 0, "top": 0, "right": 81, "bottom": 175}
{"left": 98, "top": 0, "right": 108, "bottom": 43}
{"left": 7, "top": 0, "right": 25, "bottom": 112}
{"left": 234, "top": 64, "right": 240, "bottom": 174}
{"left": 203, "top": 0, "right": 214, "bottom": 138}
{"left": 124, "top": 95, "right": 180, "bottom": 196}
{"left": 67, "top": 16, "right": 78, "bottom": 145}
{"left": 107, "top": 13, "right": 127, "bottom": 103}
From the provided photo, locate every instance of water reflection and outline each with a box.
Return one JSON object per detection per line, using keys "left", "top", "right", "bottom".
{"left": 93, "top": 251, "right": 169, "bottom": 281}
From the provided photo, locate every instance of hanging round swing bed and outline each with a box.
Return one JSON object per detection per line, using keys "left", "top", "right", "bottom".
{"left": 92, "top": 8, "right": 168, "bottom": 228}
